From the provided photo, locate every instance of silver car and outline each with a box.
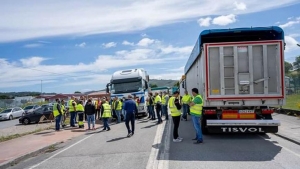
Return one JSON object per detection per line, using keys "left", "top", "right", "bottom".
{"left": 0, "top": 107, "right": 25, "bottom": 120}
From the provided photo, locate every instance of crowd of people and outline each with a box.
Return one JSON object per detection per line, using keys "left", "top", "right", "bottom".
{"left": 52, "top": 87, "right": 204, "bottom": 143}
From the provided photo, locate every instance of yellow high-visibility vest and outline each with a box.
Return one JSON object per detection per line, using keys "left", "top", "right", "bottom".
{"left": 102, "top": 103, "right": 112, "bottom": 118}
{"left": 190, "top": 95, "right": 203, "bottom": 116}
{"left": 168, "top": 97, "right": 181, "bottom": 116}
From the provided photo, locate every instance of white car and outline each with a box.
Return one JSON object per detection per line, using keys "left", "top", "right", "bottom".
{"left": 0, "top": 107, "right": 25, "bottom": 120}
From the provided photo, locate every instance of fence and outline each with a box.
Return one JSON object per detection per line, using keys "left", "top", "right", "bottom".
{"left": 286, "top": 75, "right": 300, "bottom": 95}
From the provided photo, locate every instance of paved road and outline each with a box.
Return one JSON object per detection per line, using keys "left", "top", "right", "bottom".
{"left": 0, "top": 119, "right": 19, "bottom": 129}
{"left": 7, "top": 116, "right": 300, "bottom": 169}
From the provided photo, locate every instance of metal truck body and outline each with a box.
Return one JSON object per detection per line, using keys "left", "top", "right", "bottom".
{"left": 107, "top": 68, "right": 149, "bottom": 116}
{"left": 182, "top": 26, "right": 284, "bottom": 134}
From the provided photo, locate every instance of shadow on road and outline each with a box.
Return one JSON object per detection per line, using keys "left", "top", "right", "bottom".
{"left": 34, "top": 131, "right": 54, "bottom": 135}
{"left": 141, "top": 124, "right": 157, "bottom": 129}
{"left": 107, "top": 136, "right": 128, "bottom": 142}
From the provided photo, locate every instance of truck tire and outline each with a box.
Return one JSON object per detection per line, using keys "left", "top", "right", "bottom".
{"left": 201, "top": 116, "right": 209, "bottom": 135}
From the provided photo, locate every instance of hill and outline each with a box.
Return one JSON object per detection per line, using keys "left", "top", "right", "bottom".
{"left": 148, "top": 79, "right": 178, "bottom": 88}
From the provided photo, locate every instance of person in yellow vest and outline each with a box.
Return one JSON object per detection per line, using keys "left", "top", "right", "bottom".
{"left": 101, "top": 98, "right": 111, "bottom": 131}
{"left": 189, "top": 88, "right": 203, "bottom": 144}
{"left": 60, "top": 99, "right": 66, "bottom": 128}
{"left": 161, "top": 91, "right": 169, "bottom": 120}
{"left": 53, "top": 99, "right": 63, "bottom": 131}
{"left": 95, "top": 98, "right": 101, "bottom": 120}
{"left": 148, "top": 93, "right": 155, "bottom": 120}
{"left": 146, "top": 97, "right": 150, "bottom": 118}
{"left": 154, "top": 92, "right": 162, "bottom": 124}
{"left": 169, "top": 91, "right": 183, "bottom": 142}
{"left": 76, "top": 100, "right": 85, "bottom": 128}
{"left": 113, "top": 96, "right": 122, "bottom": 123}
{"left": 182, "top": 90, "right": 192, "bottom": 121}
{"left": 68, "top": 97, "right": 77, "bottom": 127}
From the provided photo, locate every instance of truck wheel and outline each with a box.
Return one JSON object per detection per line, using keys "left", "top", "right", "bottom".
{"left": 201, "top": 116, "right": 209, "bottom": 135}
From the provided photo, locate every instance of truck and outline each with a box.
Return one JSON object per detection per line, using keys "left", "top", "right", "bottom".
{"left": 180, "top": 26, "right": 284, "bottom": 134}
{"left": 106, "top": 68, "right": 150, "bottom": 116}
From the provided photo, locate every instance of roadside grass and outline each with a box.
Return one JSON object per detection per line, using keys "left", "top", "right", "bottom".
{"left": 283, "top": 94, "right": 300, "bottom": 110}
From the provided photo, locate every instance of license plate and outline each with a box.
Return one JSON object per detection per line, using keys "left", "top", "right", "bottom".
{"left": 239, "top": 110, "right": 255, "bottom": 113}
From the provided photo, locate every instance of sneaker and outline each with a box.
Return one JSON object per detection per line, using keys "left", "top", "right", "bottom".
{"left": 177, "top": 137, "right": 183, "bottom": 141}
{"left": 107, "top": 128, "right": 111, "bottom": 131}
{"left": 194, "top": 140, "right": 203, "bottom": 144}
{"left": 127, "top": 133, "right": 132, "bottom": 137}
{"left": 173, "top": 138, "right": 182, "bottom": 143}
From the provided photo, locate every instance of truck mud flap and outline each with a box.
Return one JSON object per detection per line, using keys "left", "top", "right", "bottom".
{"left": 207, "top": 126, "right": 278, "bottom": 133}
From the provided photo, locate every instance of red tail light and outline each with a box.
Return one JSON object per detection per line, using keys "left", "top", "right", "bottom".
{"left": 204, "top": 110, "right": 216, "bottom": 115}
{"left": 262, "top": 109, "right": 274, "bottom": 114}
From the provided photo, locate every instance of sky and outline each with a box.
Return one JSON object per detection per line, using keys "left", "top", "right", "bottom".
{"left": 0, "top": 0, "right": 300, "bottom": 94}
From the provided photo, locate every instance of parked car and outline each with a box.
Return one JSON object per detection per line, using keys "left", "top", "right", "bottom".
{"left": 23, "top": 105, "right": 40, "bottom": 115}
{"left": 0, "top": 107, "right": 25, "bottom": 120}
{"left": 19, "top": 106, "right": 53, "bottom": 125}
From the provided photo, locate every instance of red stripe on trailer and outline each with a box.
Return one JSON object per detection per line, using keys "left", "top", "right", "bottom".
{"left": 205, "top": 40, "right": 284, "bottom": 100}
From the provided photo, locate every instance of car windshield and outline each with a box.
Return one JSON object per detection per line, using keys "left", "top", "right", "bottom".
{"left": 0, "top": 109, "right": 12, "bottom": 114}
{"left": 24, "top": 106, "right": 34, "bottom": 110}
{"left": 112, "top": 81, "right": 142, "bottom": 93}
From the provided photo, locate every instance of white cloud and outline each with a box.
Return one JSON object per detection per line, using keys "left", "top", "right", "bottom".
{"left": 289, "top": 34, "right": 300, "bottom": 38}
{"left": 23, "top": 43, "right": 43, "bottom": 48}
{"left": 279, "top": 17, "right": 300, "bottom": 28}
{"left": 212, "top": 14, "right": 237, "bottom": 26}
{"left": 76, "top": 42, "right": 86, "bottom": 48}
{"left": 141, "top": 33, "right": 148, "bottom": 37}
{"left": 275, "top": 21, "right": 280, "bottom": 24}
{"left": 288, "top": 17, "right": 293, "bottom": 20}
{"left": 0, "top": 0, "right": 298, "bottom": 42}
{"left": 102, "top": 42, "right": 117, "bottom": 48}
{"left": 122, "top": 40, "right": 134, "bottom": 46}
{"left": 285, "top": 36, "right": 299, "bottom": 52}
{"left": 234, "top": 2, "right": 247, "bottom": 10}
{"left": 137, "top": 38, "right": 155, "bottom": 47}
{"left": 20, "top": 56, "right": 48, "bottom": 67}
{"left": 197, "top": 17, "right": 212, "bottom": 27}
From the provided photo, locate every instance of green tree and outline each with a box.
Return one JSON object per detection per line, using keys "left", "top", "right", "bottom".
{"left": 74, "top": 91, "right": 81, "bottom": 94}
{"left": 150, "top": 84, "right": 158, "bottom": 88}
{"left": 174, "top": 81, "right": 179, "bottom": 87}
{"left": 285, "top": 61, "right": 293, "bottom": 74}
{"left": 293, "top": 56, "right": 300, "bottom": 72}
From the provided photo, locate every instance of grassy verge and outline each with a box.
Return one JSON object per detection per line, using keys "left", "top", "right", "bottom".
{"left": 283, "top": 94, "right": 300, "bottom": 110}
{"left": 0, "top": 126, "right": 52, "bottom": 143}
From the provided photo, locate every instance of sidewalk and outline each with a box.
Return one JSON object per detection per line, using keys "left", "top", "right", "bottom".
{"left": 0, "top": 121, "right": 103, "bottom": 169}
{"left": 272, "top": 113, "right": 300, "bottom": 144}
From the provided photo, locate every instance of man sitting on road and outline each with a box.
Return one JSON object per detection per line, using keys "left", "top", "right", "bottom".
{"left": 123, "top": 95, "right": 138, "bottom": 137}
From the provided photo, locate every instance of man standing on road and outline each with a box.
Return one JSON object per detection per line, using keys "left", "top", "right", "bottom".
{"left": 154, "top": 92, "right": 162, "bottom": 124}
{"left": 182, "top": 90, "right": 192, "bottom": 121}
{"left": 169, "top": 91, "right": 183, "bottom": 142}
{"left": 148, "top": 93, "right": 155, "bottom": 120}
{"left": 114, "top": 96, "right": 122, "bottom": 123}
{"left": 53, "top": 99, "right": 63, "bottom": 131}
{"left": 68, "top": 96, "right": 77, "bottom": 127}
{"left": 189, "top": 88, "right": 203, "bottom": 144}
{"left": 101, "top": 98, "right": 111, "bottom": 131}
{"left": 123, "top": 95, "right": 138, "bottom": 137}
{"left": 95, "top": 98, "right": 101, "bottom": 120}
{"left": 60, "top": 100, "right": 66, "bottom": 128}
{"left": 76, "top": 100, "right": 85, "bottom": 128}
{"left": 161, "top": 91, "right": 169, "bottom": 121}
{"left": 85, "top": 99, "right": 96, "bottom": 130}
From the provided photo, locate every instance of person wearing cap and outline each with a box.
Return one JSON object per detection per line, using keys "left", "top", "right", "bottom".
{"left": 161, "top": 91, "right": 169, "bottom": 120}
{"left": 123, "top": 95, "right": 138, "bottom": 137}
{"left": 53, "top": 99, "right": 63, "bottom": 131}
{"left": 101, "top": 97, "right": 111, "bottom": 131}
{"left": 169, "top": 91, "right": 183, "bottom": 142}
{"left": 154, "top": 92, "right": 162, "bottom": 124}
{"left": 189, "top": 88, "right": 204, "bottom": 144}
{"left": 85, "top": 99, "right": 96, "bottom": 130}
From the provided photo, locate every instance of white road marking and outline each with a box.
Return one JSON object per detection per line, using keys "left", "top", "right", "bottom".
{"left": 259, "top": 135, "right": 300, "bottom": 158}
{"left": 146, "top": 117, "right": 171, "bottom": 169}
{"left": 28, "top": 134, "right": 95, "bottom": 169}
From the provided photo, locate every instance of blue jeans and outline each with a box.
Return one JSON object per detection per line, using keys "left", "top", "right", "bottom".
{"left": 122, "top": 109, "right": 126, "bottom": 121}
{"left": 182, "top": 104, "right": 189, "bottom": 119}
{"left": 103, "top": 118, "right": 110, "bottom": 130}
{"left": 162, "top": 105, "right": 168, "bottom": 120}
{"left": 147, "top": 106, "right": 151, "bottom": 117}
{"left": 70, "top": 111, "right": 76, "bottom": 127}
{"left": 191, "top": 115, "right": 203, "bottom": 141}
{"left": 156, "top": 106, "right": 162, "bottom": 123}
{"left": 115, "top": 110, "right": 121, "bottom": 123}
{"left": 55, "top": 115, "right": 62, "bottom": 130}
{"left": 149, "top": 106, "right": 155, "bottom": 120}
{"left": 87, "top": 114, "right": 95, "bottom": 129}
{"left": 125, "top": 112, "right": 135, "bottom": 134}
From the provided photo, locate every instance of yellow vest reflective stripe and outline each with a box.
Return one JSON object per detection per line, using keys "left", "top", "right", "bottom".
{"left": 61, "top": 105, "right": 65, "bottom": 115}
{"left": 53, "top": 103, "right": 60, "bottom": 117}
{"left": 168, "top": 97, "right": 181, "bottom": 116}
{"left": 182, "top": 95, "right": 191, "bottom": 104}
{"left": 76, "top": 104, "right": 84, "bottom": 112}
{"left": 102, "top": 103, "right": 112, "bottom": 118}
{"left": 154, "top": 95, "right": 161, "bottom": 104}
{"left": 116, "top": 100, "right": 122, "bottom": 110}
{"left": 68, "top": 100, "right": 76, "bottom": 112}
{"left": 190, "top": 95, "right": 203, "bottom": 116}
{"left": 95, "top": 101, "right": 98, "bottom": 109}
{"left": 162, "top": 95, "right": 166, "bottom": 104}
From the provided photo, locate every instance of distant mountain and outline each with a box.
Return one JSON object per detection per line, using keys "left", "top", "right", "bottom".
{"left": 0, "top": 92, "right": 56, "bottom": 99}
{"left": 149, "top": 79, "right": 178, "bottom": 88}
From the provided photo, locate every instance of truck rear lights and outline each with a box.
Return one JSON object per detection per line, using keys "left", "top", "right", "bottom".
{"left": 262, "top": 109, "right": 274, "bottom": 114}
{"left": 222, "top": 110, "right": 238, "bottom": 113}
{"left": 204, "top": 110, "right": 216, "bottom": 115}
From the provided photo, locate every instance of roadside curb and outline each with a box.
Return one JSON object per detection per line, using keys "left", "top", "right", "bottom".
{"left": 273, "top": 133, "right": 300, "bottom": 146}
{"left": 0, "top": 142, "right": 61, "bottom": 169}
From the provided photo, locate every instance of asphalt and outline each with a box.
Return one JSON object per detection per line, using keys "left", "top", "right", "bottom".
{"left": 0, "top": 119, "right": 19, "bottom": 129}
{"left": 5, "top": 114, "right": 300, "bottom": 169}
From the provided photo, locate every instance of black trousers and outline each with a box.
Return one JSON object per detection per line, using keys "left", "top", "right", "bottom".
{"left": 172, "top": 115, "right": 181, "bottom": 139}
{"left": 156, "top": 106, "right": 162, "bottom": 123}
{"left": 125, "top": 113, "right": 135, "bottom": 134}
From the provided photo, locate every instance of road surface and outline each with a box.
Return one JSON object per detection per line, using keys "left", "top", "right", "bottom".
{"left": 7, "top": 116, "right": 300, "bottom": 169}
{"left": 0, "top": 119, "right": 19, "bottom": 129}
